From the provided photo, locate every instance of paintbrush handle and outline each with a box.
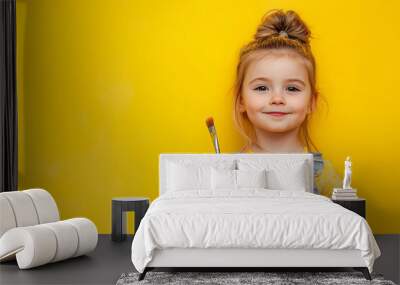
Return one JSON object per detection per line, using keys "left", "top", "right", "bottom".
{"left": 214, "top": 135, "right": 220, "bottom": 153}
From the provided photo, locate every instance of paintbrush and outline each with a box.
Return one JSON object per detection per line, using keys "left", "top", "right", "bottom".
{"left": 205, "top": 117, "right": 221, "bottom": 153}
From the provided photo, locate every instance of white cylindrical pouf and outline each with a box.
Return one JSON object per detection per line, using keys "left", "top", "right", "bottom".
{"left": 24, "top": 189, "right": 60, "bottom": 224}
{"left": 0, "top": 195, "right": 17, "bottom": 238}
{"left": 42, "top": 221, "right": 79, "bottom": 262}
{"left": 64, "top": 218, "right": 98, "bottom": 257}
{"left": 0, "top": 189, "right": 98, "bottom": 269}
{"left": 0, "top": 225, "right": 57, "bottom": 269}
{"left": 0, "top": 192, "right": 39, "bottom": 227}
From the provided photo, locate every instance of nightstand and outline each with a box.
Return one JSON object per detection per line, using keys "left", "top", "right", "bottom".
{"left": 332, "top": 198, "right": 366, "bottom": 219}
{"left": 111, "top": 197, "right": 150, "bottom": 242}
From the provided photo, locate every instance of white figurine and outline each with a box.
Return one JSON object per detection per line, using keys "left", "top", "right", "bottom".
{"left": 342, "top": 156, "right": 352, "bottom": 189}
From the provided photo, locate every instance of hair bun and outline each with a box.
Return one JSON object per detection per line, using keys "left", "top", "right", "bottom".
{"left": 254, "top": 9, "right": 311, "bottom": 45}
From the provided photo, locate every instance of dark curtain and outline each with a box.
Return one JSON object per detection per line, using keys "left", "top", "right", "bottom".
{"left": 0, "top": 0, "right": 17, "bottom": 192}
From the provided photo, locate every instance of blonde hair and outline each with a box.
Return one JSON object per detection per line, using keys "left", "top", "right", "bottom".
{"left": 233, "top": 9, "right": 320, "bottom": 153}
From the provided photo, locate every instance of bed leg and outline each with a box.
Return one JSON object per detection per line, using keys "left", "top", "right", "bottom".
{"left": 354, "top": 267, "right": 371, "bottom": 280}
{"left": 138, "top": 268, "right": 148, "bottom": 281}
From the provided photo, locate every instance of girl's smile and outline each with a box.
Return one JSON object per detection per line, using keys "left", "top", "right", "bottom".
{"left": 264, "top": 112, "right": 290, "bottom": 117}
{"left": 264, "top": 113, "right": 290, "bottom": 120}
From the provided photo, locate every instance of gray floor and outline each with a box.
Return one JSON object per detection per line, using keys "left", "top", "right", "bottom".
{"left": 0, "top": 234, "right": 399, "bottom": 285}
{"left": 374, "top": 234, "right": 400, "bottom": 284}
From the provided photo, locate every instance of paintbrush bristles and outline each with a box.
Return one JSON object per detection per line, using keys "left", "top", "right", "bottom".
{"left": 206, "top": 117, "right": 214, "bottom": 128}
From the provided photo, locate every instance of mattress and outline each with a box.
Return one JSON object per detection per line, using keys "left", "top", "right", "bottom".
{"left": 131, "top": 189, "right": 381, "bottom": 273}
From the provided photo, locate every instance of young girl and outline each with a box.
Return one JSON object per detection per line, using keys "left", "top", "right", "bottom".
{"left": 233, "top": 9, "right": 341, "bottom": 196}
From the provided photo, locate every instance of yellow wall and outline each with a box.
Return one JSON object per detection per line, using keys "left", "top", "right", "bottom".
{"left": 16, "top": 0, "right": 400, "bottom": 234}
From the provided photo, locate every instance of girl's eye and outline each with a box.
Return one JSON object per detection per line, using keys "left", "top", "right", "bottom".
{"left": 254, "top": 86, "right": 268, "bottom": 92}
{"left": 287, "top": 86, "right": 300, "bottom": 92}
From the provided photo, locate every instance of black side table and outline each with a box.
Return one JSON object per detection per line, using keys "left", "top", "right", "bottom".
{"left": 332, "top": 198, "right": 366, "bottom": 219}
{"left": 112, "top": 197, "right": 149, "bottom": 242}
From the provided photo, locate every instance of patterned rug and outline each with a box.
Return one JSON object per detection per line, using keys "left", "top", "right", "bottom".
{"left": 116, "top": 271, "right": 396, "bottom": 285}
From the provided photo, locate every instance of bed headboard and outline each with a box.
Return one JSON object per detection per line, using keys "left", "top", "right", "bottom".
{"left": 159, "top": 153, "right": 314, "bottom": 196}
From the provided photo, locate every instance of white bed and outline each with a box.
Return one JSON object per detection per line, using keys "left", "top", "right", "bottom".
{"left": 131, "top": 153, "right": 381, "bottom": 281}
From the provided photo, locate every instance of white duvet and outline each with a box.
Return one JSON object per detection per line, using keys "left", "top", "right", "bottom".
{"left": 131, "top": 189, "right": 381, "bottom": 273}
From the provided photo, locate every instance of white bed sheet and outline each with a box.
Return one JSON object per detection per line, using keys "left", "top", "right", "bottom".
{"left": 131, "top": 189, "right": 380, "bottom": 273}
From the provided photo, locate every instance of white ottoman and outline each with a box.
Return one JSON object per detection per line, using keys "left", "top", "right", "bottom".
{"left": 0, "top": 189, "right": 98, "bottom": 269}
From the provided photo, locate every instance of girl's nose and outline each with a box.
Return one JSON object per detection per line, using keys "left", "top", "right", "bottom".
{"left": 269, "top": 92, "right": 285, "bottom": 105}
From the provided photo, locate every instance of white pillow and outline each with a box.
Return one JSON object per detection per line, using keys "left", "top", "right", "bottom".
{"left": 166, "top": 161, "right": 212, "bottom": 191}
{"left": 211, "top": 168, "right": 268, "bottom": 190}
{"left": 237, "top": 158, "right": 309, "bottom": 191}
{"left": 265, "top": 161, "right": 308, "bottom": 191}
{"left": 211, "top": 168, "right": 237, "bottom": 190}
{"left": 236, "top": 169, "right": 268, "bottom": 188}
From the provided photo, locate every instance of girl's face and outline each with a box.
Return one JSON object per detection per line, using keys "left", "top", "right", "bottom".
{"left": 239, "top": 49, "right": 315, "bottom": 134}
